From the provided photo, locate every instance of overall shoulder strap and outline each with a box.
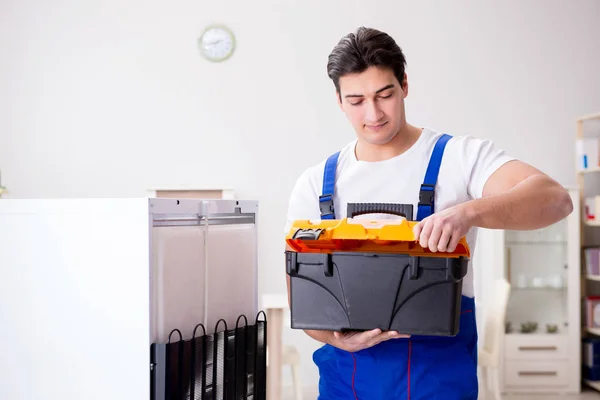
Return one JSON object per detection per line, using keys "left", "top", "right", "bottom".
{"left": 319, "top": 151, "right": 340, "bottom": 220}
{"left": 416, "top": 133, "right": 452, "bottom": 221}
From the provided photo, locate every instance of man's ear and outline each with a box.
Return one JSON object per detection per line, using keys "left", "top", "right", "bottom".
{"left": 336, "top": 91, "right": 343, "bottom": 110}
{"left": 402, "top": 73, "right": 409, "bottom": 98}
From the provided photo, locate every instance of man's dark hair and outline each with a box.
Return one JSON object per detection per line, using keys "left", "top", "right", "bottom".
{"left": 327, "top": 27, "right": 407, "bottom": 97}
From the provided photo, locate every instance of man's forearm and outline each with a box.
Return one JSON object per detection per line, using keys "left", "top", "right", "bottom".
{"left": 465, "top": 174, "right": 573, "bottom": 230}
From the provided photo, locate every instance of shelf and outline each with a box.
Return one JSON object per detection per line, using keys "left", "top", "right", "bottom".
{"left": 585, "top": 380, "right": 600, "bottom": 393}
{"left": 587, "top": 328, "right": 600, "bottom": 336}
{"left": 578, "top": 111, "right": 600, "bottom": 122}
{"left": 578, "top": 167, "right": 600, "bottom": 174}
{"left": 586, "top": 220, "right": 600, "bottom": 227}
{"left": 587, "top": 275, "right": 600, "bottom": 282}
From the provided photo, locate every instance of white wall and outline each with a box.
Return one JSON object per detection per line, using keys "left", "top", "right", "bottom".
{"left": 2, "top": 0, "right": 600, "bottom": 392}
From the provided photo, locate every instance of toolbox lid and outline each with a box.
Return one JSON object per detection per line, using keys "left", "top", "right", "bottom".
{"left": 286, "top": 218, "right": 470, "bottom": 258}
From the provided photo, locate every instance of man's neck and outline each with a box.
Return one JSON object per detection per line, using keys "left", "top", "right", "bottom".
{"left": 355, "top": 124, "right": 423, "bottom": 162}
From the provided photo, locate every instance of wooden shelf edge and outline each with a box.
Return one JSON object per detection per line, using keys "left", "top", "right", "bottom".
{"left": 584, "top": 379, "right": 600, "bottom": 392}
{"left": 578, "top": 167, "right": 600, "bottom": 174}
{"left": 578, "top": 111, "right": 600, "bottom": 122}
{"left": 587, "top": 328, "right": 600, "bottom": 336}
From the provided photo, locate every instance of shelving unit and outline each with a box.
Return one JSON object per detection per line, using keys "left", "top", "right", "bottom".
{"left": 576, "top": 111, "right": 600, "bottom": 392}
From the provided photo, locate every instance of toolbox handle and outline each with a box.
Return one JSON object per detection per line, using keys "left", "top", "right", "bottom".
{"left": 347, "top": 203, "right": 413, "bottom": 221}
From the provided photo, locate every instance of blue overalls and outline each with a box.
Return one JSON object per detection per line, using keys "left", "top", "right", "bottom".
{"left": 315, "top": 134, "right": 478, "bottom": 400}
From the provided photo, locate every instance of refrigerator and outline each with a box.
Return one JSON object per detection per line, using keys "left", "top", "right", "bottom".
{"left": 0, "top": 197, "right": 264, "bottom": 400}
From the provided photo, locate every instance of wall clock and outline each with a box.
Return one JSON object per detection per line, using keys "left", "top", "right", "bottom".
{"left": 199, "top": 25, "right": 236, "bottom": 62}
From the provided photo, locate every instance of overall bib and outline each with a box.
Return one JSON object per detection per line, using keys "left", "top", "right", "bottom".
{"left": 315, "top": 134, "right": 479, "bottom": 400}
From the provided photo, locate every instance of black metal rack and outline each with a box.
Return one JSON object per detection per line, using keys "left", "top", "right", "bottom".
{"left": 151, "top": 311, "right": 267, "bottom": 400}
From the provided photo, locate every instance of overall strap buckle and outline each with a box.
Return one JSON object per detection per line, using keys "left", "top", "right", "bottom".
{"left": 416, "top": 134, "right": 452, "bottom": 221}
{"left": 418, "top": 183, "right": 436, "bottom": 208}
{"left": 319, "top": 194, "right": 335, "bottom": 219}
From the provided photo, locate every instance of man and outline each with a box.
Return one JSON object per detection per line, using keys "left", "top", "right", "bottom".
{"left": 284, "top": 27, "right": 572, "bottom": 399}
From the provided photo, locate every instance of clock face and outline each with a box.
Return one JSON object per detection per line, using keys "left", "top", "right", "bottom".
{"left": 199, "top": 26, "right": 235, "bottom": 62}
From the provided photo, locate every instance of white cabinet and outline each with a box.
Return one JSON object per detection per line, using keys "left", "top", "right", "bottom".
{"left": 499, "top": 187, "right": 581, "bottom": 394}
{"left": 504, "top": 335, "right": 571, "bottom": 389}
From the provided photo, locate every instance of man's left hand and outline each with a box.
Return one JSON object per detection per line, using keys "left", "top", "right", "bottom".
{"left": 412, "top": 203, "right": 474, "bottom": 252}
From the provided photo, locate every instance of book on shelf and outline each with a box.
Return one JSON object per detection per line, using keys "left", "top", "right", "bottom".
{"left": 583, "top": 337, "right": 600, "bottom": 381}
{"left": 586, "top": 296, "right": 600, "bottom": 329}
{"left": 584, "top": 247, "right": 600, "bottom": 276}
{"left": 576, "top": 137, "right": 600, "bottom": 171}
{"left": 585, "top": 197, "right": 600, "bottom": 221}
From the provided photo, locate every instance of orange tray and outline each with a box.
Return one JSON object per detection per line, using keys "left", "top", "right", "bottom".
{"left": 285, "top": 218, "right": 470, "bottom": 259}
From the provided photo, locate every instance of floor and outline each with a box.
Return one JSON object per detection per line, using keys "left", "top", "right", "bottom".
{"left": 502, "top": 392, "right": 600, "bottom": 400}
{"left": 285, "top": 387, "right": 600, "bottom": 399}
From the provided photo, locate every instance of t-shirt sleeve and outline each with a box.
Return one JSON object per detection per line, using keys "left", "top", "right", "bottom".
{"left": 455, "top": 135, "right": 516, "bottom": 200}
{"left": 283, "top": 166, "right": 322, "bottom": 236}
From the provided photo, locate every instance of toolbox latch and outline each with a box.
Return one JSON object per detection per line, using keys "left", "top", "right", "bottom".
{"left": 292, "top": 228, "right": 324, "bottom": 240}
{"left": 448, "top": 257, "right": 469, "bottom": 281}
{"left": 286, "top": 252, "right": 298, "bottom": 276}
{"left": 409, "top": 256, "right": 420, "bottom": 280}
{"left": 287, "top": 252, "right": 333, "bottom": 277}
{"left": 321, "top": 253, "right": 333, "bottom": 277}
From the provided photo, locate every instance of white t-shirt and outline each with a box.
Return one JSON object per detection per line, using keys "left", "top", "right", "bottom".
{"left": 284, "top": 127, "right": 515, "bottom": 297}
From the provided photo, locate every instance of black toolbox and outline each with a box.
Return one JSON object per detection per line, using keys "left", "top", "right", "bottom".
{"left": 285, "top": 205, "right": 470, "bottom": 336}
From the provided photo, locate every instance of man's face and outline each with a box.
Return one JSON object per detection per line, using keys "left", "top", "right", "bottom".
{"left": 337, "top": 66, "right": 407, "bottom": 146}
